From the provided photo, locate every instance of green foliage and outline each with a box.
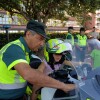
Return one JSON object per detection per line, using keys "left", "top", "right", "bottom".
{"left": 0, "top": 33, "right": 24, "bottom": 49}
{"left": 0, "top": 0, "right": 100, "bottom": 25}
{"left": 0, "top": 32, "right": 100, "bottom": 49}
{"left": 66, "top": 0, "right": 100, "bottom": 25}
{"left": 0, "top": 32, "right": 67, "bottom": 49}
{"left": 48, "top": 33, "right": 67, "bottom": 39}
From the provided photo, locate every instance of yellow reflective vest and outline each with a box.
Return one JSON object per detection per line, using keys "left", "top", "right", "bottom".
{"left": 66, "top": 33, "right": 74, "bottom": 46}
{"left": 0, "top": 39, "right": 30, "bottom": 90}
{"left": 76, "top": 34, "right": 87, "bottom": 47}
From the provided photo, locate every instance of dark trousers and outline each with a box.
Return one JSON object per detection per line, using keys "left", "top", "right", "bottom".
{"left": 75, "top": 46, "right": 86, "bottom": 62}
{"left": 0, "top": 96, "right": 25, "bottom": 100}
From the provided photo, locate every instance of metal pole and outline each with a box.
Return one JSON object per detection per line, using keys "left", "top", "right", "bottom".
{"left": 5, "top": 29, "right": 9, "bottom": 42}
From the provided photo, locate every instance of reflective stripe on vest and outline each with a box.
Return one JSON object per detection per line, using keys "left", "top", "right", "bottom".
{"left": 0, "top": 82, "right": 27, "bottom": 89}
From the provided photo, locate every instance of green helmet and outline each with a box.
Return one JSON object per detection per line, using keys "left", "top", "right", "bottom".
{"left": 44, "top": 39, "right": 72, "bottom": 62}
{"left": 46, "top": 39, "right": 68, "bottom": 54}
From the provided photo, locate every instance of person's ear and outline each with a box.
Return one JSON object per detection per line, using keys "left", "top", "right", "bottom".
{"left": 26, "top": 30, "right": 32, "bottom": 38}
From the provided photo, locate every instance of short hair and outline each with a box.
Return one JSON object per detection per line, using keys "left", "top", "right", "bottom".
{"left": 80, "top": 27, "right": 85, "bottom": 32}
{"left": 68, "top": 27, "right": 74, "bottom": 32}
{"left": 68, "top": 27, "right": 73, "bottom": 30}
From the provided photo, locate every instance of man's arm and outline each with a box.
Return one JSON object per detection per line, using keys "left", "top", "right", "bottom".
{"left": 36, "top": 62, "right": 45, "bottom": 72}
{"left": 14, "top": 63, "right": 76, "bottom": 92}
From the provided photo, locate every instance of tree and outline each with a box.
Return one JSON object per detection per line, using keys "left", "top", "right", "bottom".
{"left": 0, "top": 0, "right": 100, "bottom": 25}
{"left": 64, "top": 0, "right": 100, "bottom": 26}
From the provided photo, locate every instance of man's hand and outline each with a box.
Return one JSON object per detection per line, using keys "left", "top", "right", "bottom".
{"left": 62, "top": 83, "right": 76, "bottom": 93}
{"left": 15, "top": 62, "right": 76, "bottom": 94}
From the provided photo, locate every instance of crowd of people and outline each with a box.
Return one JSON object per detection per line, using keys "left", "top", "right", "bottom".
{"left": 65, "top": 26, "right": 100, "bottom": 63}
{"left": 0, "top": 19, "right": 100, "bottom": 100}
{"left": 0, "top": 20, "right": 76, "bottom": 100}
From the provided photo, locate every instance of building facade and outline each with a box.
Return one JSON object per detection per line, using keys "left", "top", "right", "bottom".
{"left": 95, "top": 9, "right": 100, "bottom": 29}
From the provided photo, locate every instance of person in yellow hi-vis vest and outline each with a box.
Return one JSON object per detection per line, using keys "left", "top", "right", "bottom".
{"left": 0, "top": 20, "right": 76, "bottom": 100}
{"left": 75, "top": 27, "right": 87, "bottom": 62}
{"left": 65, "top": 27, "right": 74, "bottom": 47}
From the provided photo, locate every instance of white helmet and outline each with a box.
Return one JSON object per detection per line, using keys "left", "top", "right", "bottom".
{"left": 64, "top": 42, "right": 72, "bottom": 51}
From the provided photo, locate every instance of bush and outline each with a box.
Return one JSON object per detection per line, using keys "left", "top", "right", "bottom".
{"left": 0, "top": 32, "right": 68, "bottom": 49}
{"left": 0, "top": 33, "right": 24, "bottom": 49}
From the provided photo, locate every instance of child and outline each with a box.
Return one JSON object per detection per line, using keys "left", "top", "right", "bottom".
{"left": 88, "top": 39, "right": 100, "bottom": 69}
{"left": 41, "top": 39, "right": 75, "bottom": 100}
